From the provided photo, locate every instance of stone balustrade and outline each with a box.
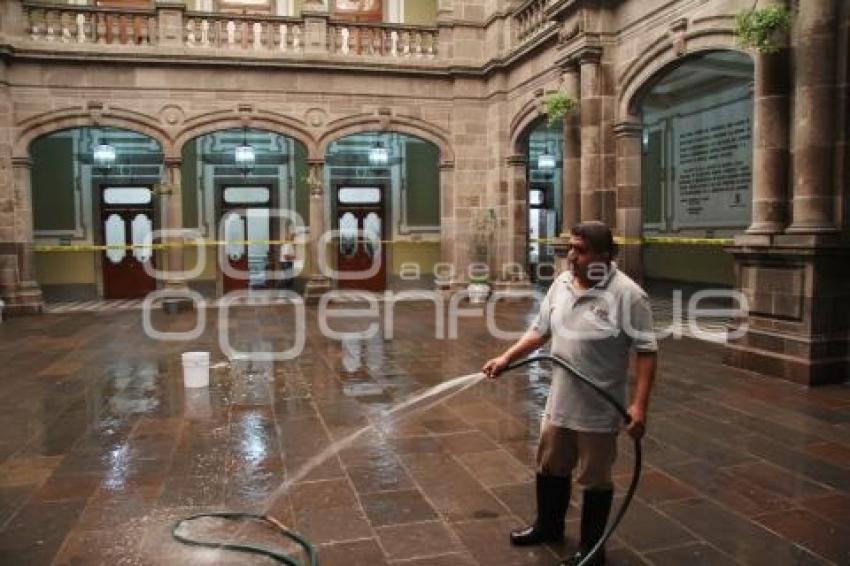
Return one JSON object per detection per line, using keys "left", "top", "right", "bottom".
{"left": 512, "top": 0, "right": 556, "bottom": 45}
{"left": 14, "top": 1, "right": 560, "bottom": 63}
{"left": 327, "top": 22, "right": 438, "bottom": 59}
{"left": 25, "top": 3, "right": 157, "bottom": 46}
{"left": 184, "top": 13, "right": 303, "bottom": 52}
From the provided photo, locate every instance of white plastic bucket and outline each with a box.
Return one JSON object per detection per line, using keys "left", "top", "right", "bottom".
{"left": 182, "top": 351, "right": 210, "bottom": 388}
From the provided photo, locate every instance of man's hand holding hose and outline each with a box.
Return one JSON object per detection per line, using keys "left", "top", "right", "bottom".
{"left": 482, "top": 329, "right": 548, "bottom": 379}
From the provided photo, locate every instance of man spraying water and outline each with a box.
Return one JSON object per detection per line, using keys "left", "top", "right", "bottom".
{"left": 483, "top": 221, "right": 658, "bottom": 566}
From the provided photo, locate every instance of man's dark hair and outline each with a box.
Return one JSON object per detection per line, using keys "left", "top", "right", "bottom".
{"left": 570, "top": 221, "right": 618, "bottom": 261}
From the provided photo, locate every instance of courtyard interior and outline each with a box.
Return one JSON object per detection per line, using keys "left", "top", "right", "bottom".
{"left": 0, "top": 300, "right": 848, "bottom": 565}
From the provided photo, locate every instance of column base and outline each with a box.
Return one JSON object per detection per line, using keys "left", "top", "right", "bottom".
{"left": 745, "top": 222, "right": 785, "bottom": 235}
{"left": 161, "top": 297, "right": 195, "bottom": 314}
{"left": 724, "top": 333, "right": 848, "bottom": 386}
{"left": 1, "top": 281, "right": 44, "bottom": 316}
{"left": 785, "top": 222, "right": 840, "bottom": 235}
{"left": 724, "top": 243, "right": 850, "bottom": 386}
{"left": 304, "top": 276, "right": 332, "bottom": 305}
{"left": 161, "top": 282, "right": 195, "bottom": 314}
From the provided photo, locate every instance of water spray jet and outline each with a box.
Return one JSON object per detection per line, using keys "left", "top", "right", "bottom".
{"left": 171, "top": 355, "right": 641, "bottom": 566}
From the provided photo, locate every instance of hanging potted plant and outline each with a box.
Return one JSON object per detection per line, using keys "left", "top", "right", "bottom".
{"left": 468, "top": 209, "right": 495, "bottom": 304}
{"left": 542, "top": 92, "right": 578, "bottom": 127}
{"left": 735, "top": 4, "right": 792, "bottom": 54}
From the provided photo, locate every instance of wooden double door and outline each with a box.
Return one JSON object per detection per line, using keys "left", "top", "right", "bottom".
{"left": 220, "top": 185, "right": 276, "bottom": 293}
{"left": 336, "top": 185, "right": 386, "bottom": 292}
{"left": 100, "top": 186, "right": 157, "bottom": 299}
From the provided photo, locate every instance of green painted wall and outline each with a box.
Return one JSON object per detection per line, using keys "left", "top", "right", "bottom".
{"left": 404, "top": 0, "right": 437, "bottom": 25}
{"left": 405, "top": 141, "right": 439, "bottom": 226}
{"left": 643, "top": 244, "right": 734, "bottom": 286}
{"left": 182, "top": 140, "right": 199, "bottom": 228}
{"left": 32, "top": 137, "right": 76, "bottom": 232}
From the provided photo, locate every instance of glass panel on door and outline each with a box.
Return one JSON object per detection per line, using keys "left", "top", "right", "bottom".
{"left": 246, "top": 207, "right": 270, "bottom": 288}
{"left": 224, "top": 212, "right": 246, "bottom": 261}
{"left": 105, "top": 213, "right": 127, "bottom": 265}
{"left": 131, "top": 213, "right": 153, "bottom": 262}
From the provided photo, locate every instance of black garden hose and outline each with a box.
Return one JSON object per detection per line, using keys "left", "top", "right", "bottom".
{"left": 504, "top": 354, "right": 643, "bottom": 566}
{"left": 171, "top": 512, "right": 318, "bottom": 566}
{"left": 171, "top": 354, "right": 640, "bottom": 566}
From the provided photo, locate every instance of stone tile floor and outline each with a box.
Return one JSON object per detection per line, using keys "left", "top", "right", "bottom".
{"left": 0, "top": 301, "right": 848, "bottom": 565}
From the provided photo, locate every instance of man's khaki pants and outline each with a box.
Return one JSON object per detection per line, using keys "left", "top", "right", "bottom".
{"left": 536, "top": 421, "right": 618, "bottom": 490}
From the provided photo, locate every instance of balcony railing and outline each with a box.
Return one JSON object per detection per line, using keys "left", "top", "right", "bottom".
{"left": 327, "top": 22, "right": 438, "bottom": 59}
{"left": 20, "top": 3, "right": 439, "bottom": 60}
{"left": 17, "top": 2, "right": 556, "bottom": 64}
{"left": 184, "top": 13, "right": 303, "bottom": 52}
{"left": 513, "top": 0, "right": 557, "bottom": 45}
{"left": 25, "top": 4, "right": 157, "bottom": 46}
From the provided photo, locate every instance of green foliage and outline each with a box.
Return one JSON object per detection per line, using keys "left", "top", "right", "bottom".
{"left": 543, "top": 93, "right": 577, "bottom": 127}
{"left": 735, "top": 5, "right": 792, "bottom": 54}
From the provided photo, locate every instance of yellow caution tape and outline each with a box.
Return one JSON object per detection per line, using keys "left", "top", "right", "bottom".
{"left": 34, "top": 238, "right": 441, "bottom": 252}
{"left": 639, "top": 236, "right": 734, "bottom": 245}
{"left": 532, "top": 237, "right": 733, "bottom": 246}
{"left": 35, "top": 236, "right": 732, "bottom": 253}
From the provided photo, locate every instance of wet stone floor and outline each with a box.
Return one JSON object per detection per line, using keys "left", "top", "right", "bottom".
{"left": 0, "top": 301, "right": 849, "bottom": 566}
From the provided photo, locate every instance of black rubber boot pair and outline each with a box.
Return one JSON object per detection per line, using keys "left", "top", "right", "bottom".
{"left": 559, "top": 488, "right": 614, "bottom": 566}
{"left": 510, "top": 474, "right": 571, "bottom": 546}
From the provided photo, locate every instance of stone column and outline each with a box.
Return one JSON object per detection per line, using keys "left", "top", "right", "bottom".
{"left": 499, "top": 154, "right": 530, "bottom": 288}
{"left": 748, "top": 1, "right": 791, "bottom": 234}
{"left": 438, "top": 162, "right": 455, "bottom": 290}
{"left": 787, "top": 0, "right": 840, "bottom": 233}
{"left": 724, "top": 0, "right": 848, "bottom": 386}
{"left": 160, "top": 158, "right": 192, "bottom": 313}
{"left": 613, "top": 121, "right": 644, "bottom": 282}
{"left": 579, "top": 47, "right": 603, "bottom": 221}
{"left": 561, "top": 59, "right": 581, "bottom": 231}
{"left": 304, "top": 160, "right": 331, "bottom": 303}
{"left": 1, "top": 158, "right": 44, "bottom": 314}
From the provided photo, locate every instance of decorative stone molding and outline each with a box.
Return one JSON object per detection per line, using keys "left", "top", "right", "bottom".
{"left": 159, "top": 104, "right": 184, "bottom": 127}
{"left": 612, "top": 121, "right": 642, "bottom": 138}
{"left": 557, "top": 14, "right": 582, "bottom": 46}
{"left": 506, "top": 154, "right": 527, "bottom": 167}
{"left": 617, "top": 29, "right": 740, "bottom": 118}
{"left": 669, "top": 17, "right": 689, "bottom": 56}
{"left": 305, "top": 108, "right": 328, "bottom": 128}
{"left": 12, "top": 109, "right": 173, "bottom": 159}
{"left": 316, "top": 113, "right": 454, "bottom": 164}
{"left": 577, "top": 46, "right": 603, "bottom": 65}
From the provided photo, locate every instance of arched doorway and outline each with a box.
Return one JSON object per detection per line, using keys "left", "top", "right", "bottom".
{"left": 179, "top": 129, "right": 310, "bottom": 296}
{"left": 637, "top": 50, "right": 754, "bottom": 290}
{"left": 522, "top": 121, "right": 564, "bottom": 284}
{"left": 325, "top": 132, "right": 441, "bottom": 291}
{"left": 30, "top": 127, "right": 163, "bottom": 301}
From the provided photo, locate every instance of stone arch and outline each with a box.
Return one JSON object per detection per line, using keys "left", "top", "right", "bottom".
{"left": 14, "top": 110, "right": 171, "bottom": 158}
{"left": 509, "top": 97, "right": 545, "bottom": 155}
{"left": 172, "top": 115, "right": 317, "bottom": 159}
{"left": 617, "top": 23, "right": 749, "bottom": 119}
{"left": 317, "top": 114, "right": 455, "bottom": 166}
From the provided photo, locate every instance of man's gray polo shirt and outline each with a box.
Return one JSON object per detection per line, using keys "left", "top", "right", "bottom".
{"left": 531, "top": 265, "right": 657, "bottom": 433}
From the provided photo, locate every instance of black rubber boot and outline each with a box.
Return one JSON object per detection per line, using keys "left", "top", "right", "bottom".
{"left": 510, "top": 474, "right": 571, "bottom": 546}
{"left": 559, "top": 488, "right": 613, "bottom": 566}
